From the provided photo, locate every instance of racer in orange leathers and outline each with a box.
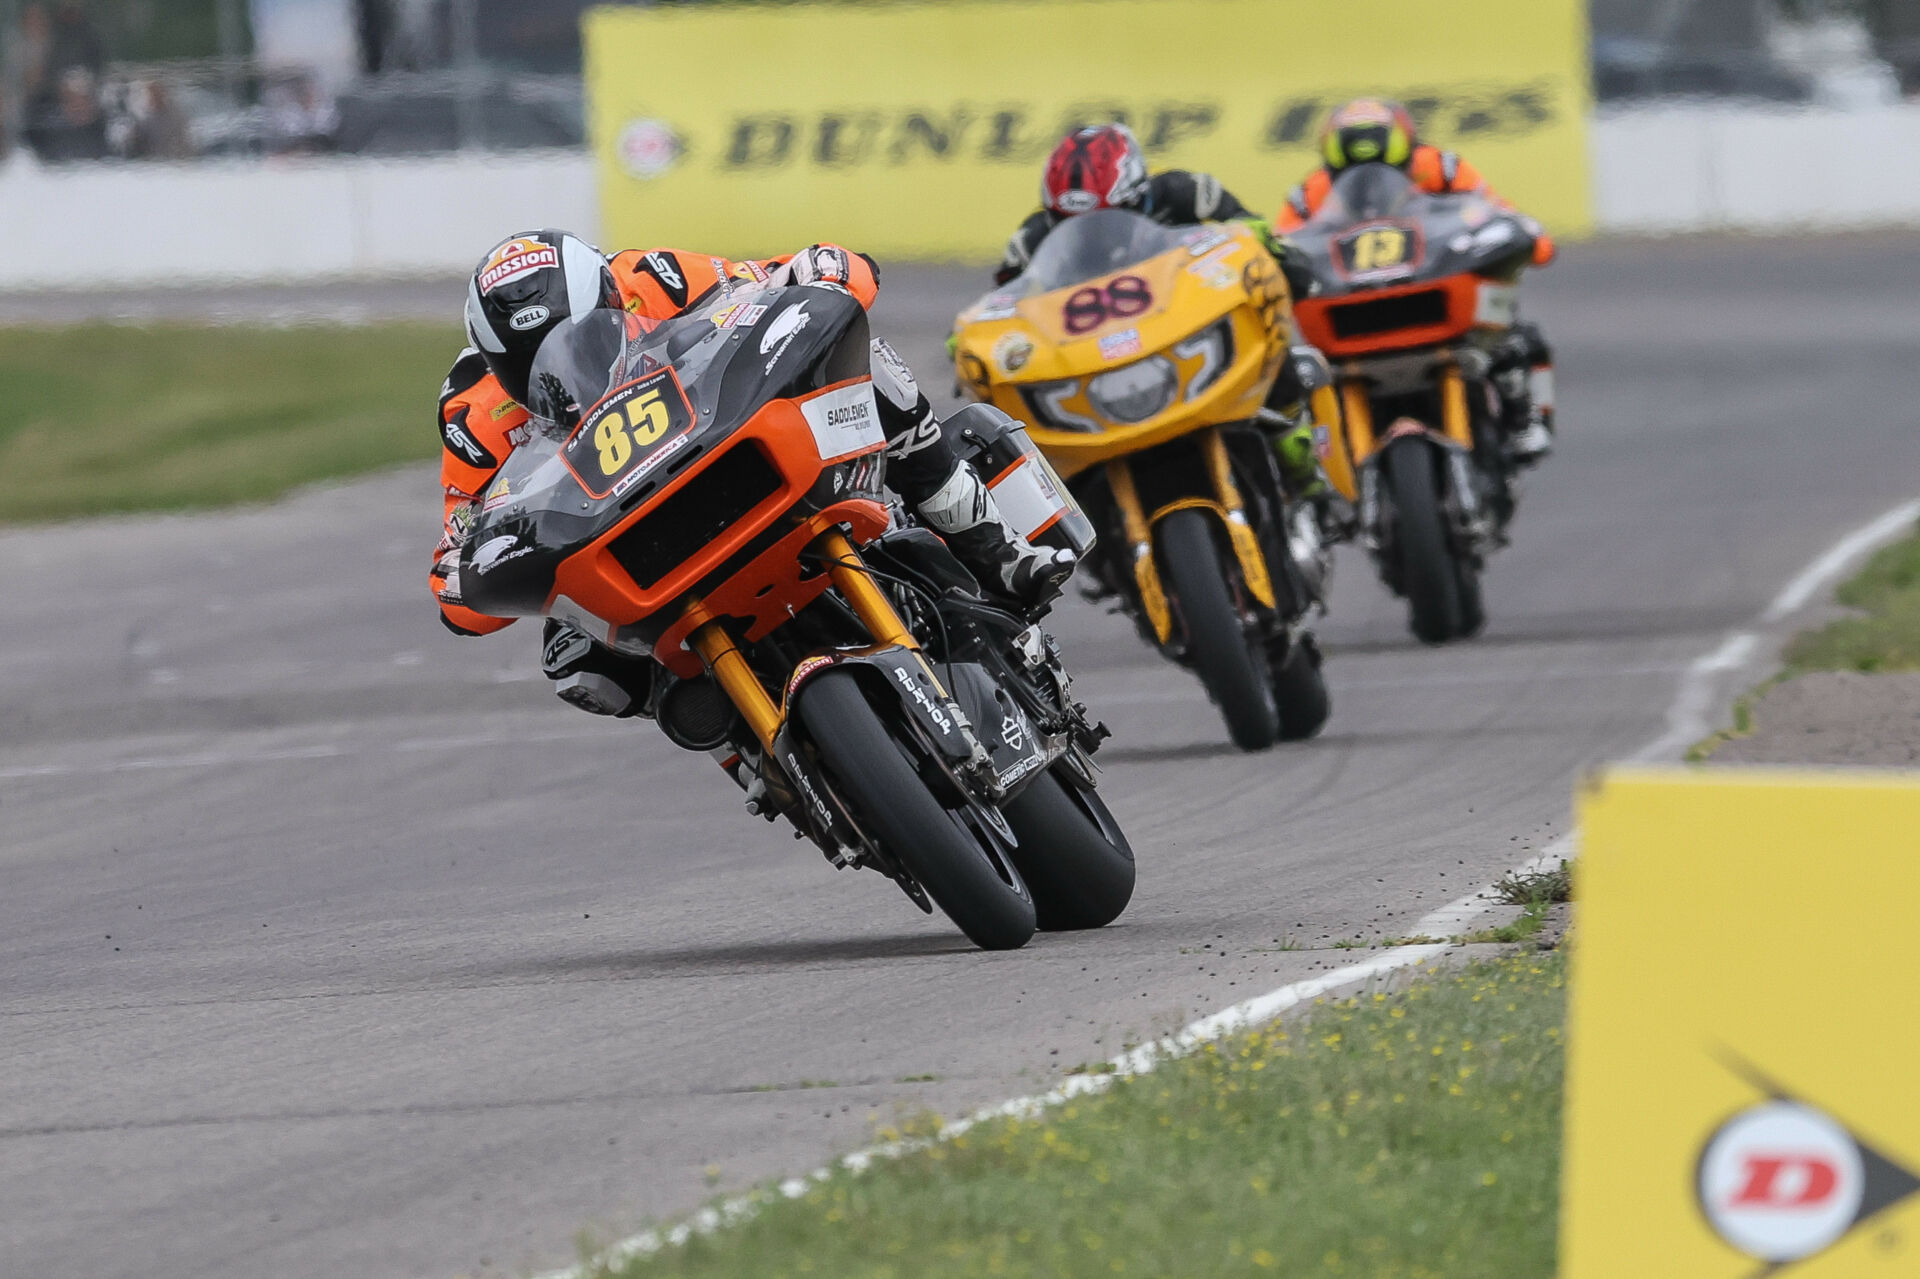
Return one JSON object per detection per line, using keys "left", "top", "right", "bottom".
{"left": 429, "top": 244, "right": 866, "bottom": 638}
{"left": 432, "top": 231, "right": 1076, "bottom": 719}
{"left": 1276, "top": 99, "right": 1558, "bottom": 463}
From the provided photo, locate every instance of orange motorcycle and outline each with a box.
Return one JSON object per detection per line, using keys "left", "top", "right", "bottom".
{"left": 1290, "top": 163, "right": 1546, "bottom": 644}
{"left": 458, "top": 288, "right": 1130, "bottom": 950}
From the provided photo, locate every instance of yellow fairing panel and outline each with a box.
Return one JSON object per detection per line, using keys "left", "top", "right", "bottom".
{"left": 953, "top": 223, "right": 1293, "bottom": 480}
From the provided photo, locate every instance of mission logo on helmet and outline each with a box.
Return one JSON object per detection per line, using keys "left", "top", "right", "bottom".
{"left": 478, "top": 238, "right": 560, "bottom": 294}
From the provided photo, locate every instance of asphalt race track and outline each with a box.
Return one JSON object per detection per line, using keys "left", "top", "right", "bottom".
{"left": 5, "top": 236, "right": 1920, "bottom": 1279}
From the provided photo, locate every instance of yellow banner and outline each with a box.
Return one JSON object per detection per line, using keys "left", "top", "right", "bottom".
{"left": 1563, "top": 768, "right": 1920, "bottom": 1278}
{"left": 584, "top": 0, "right": 1593, "bottom": 263}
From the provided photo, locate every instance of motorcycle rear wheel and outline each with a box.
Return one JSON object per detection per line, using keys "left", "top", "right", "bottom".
{"left": 1002, "top": 764, "right": 1135, "bottom": 931}
{"left": 796, "top": 669, "right": 1036, "bottom": 951}
{"left": 1456, "top": 556, "right": 1486, "bottom": 638}
{"left": 1271, "top": 633, "right": 1331, "bottom": 741}
{"left": 1386, "top": 441, "right": 1466, "bottom": 645}
{"left": 1157, "top": 508, "right": 1281, "bottom": 751}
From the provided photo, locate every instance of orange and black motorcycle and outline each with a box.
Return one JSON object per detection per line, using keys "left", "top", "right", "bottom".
{"left": 458, "top": 288, "right": 1130, "bottom": 950}
{"left": 1290, "top": 163, "right": 1546, "bottom": 644}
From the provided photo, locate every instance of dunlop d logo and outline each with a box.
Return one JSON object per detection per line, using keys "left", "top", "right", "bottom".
{"left": 1696, "top": 1053, "right": 1920, "bottom": 1270}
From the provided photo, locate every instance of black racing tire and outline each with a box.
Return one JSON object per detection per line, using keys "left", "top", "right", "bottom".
{"left": 1386, "top": 441, "right": 1465, "bottom": 645}
{"left": 1156, "top": 508, "right": 1281, "bottom": 751}
{"left": 1002, "top": 765, "right": 1135, "bottom": 931}
{"left": 795, "top": 669, "right": 1035, "bottom": 951}
{"left": 1272, "top": 633, "right": 1331, "bottom": 742}
{"left": 1456, "top": 557, "right": 1486, "bottom": 639}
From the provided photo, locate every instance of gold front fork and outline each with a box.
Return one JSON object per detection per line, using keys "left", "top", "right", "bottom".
{"left": 815, "top": 527, "right": 918, "bottom": 650}
{"left": 1341, "top": 378, "right": 1377, "bottom": 465}
{"left": 689, "top": 619, "right": 783, "bottom": 755}
{"left": 1106, "top": 460, "right": 1173, "bottom": 643}
{"left": 1197, "top": 429, "right": 1275, "bottom": 611}
{"left": 687, "top": 527, "right": 927, "bottom": 757}
{"left": 1438, "top": 361, "right": 1473, "bottom": 450}
{"left": 1313, "top": 382, "right": 1359, "bottom": 502}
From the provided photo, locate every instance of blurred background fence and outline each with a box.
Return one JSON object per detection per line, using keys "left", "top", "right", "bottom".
{"left": 0, "top": 0, "right": 1916, "bottom": 284}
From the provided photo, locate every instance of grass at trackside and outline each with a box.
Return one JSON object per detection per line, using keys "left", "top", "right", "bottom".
{"left": 1785, "top": 525, "right": 1920, "bottom": 672}
{"left": 0, "top": 323, "right": 459, "bottom": 522}
{"left": 1691, "top": 525, "right": 1920, "bottom": 758}
{"left": 598, "top": 952, "right": 1566, "bottom": 1279}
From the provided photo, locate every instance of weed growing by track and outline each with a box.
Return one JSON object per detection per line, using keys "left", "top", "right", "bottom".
{"left": 599, "top": 952, "right": 1565, "bottom": 1279}
{"left": 0, "top": 323, "right": 457, "bottom": 522}
{"left": 1691, "top": 525, "right": 1920, "bottom": 758}
{"left": 1785, "top": 526, "right": 1920, "bottom": 672}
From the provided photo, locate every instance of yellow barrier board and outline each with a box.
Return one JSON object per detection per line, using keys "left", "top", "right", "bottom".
{"left": 1564, "top": 768, "right": 1920, "bottom": 1277}
{"left": 584, "top": 0, "right": 1593, "bottom": 262}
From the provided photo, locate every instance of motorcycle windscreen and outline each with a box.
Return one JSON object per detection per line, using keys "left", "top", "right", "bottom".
{"left": 462, "top": 289, "right": 871, "bottom": 617}
{"left": 1310, "top": 163, "right": 1420, "bottom": 228}
{"left": 1008, "top": 208, "right": 1190, "bottom": 297}
{"left": 1299, "top": 163, "right": 1534, "bottom": 286}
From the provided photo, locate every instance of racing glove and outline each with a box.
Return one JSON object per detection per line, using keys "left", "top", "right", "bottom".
{"left": 430, "top": 499, "right": 480, "bottom": 607}
{"left": 430, "top": 548, "right": 463, "bottom": 608}
{"left": 1243, "top": 217, "right": 1319, "bottom": 301}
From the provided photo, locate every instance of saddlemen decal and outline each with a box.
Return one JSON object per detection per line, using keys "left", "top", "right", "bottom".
{"left": 800, "top": 383, "right": 885, "bottom": 461}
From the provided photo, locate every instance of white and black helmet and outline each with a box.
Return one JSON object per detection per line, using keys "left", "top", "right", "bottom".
{"left": 464, "top": 229, "right": 620, "bottom": 405}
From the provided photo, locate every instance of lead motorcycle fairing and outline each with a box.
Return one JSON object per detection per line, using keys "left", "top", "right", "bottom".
{"left": 456, "top": 281, "right": 1133, "bottom": 949}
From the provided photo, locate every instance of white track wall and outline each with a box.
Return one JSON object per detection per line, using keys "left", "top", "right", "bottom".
{"left": 0, "top": 149, "right": 598, "bottom": 288}
{"left": 2, "top": 104, "right": 1919, "bottom": 289}
{"left": 1593, "top": 101, "right": 1920, "bottom": 233}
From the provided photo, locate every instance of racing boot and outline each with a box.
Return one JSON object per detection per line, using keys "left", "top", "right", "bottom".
{"left": 1496, "top": 360, "right": 1555, "bottom": 467}
{"left": 1262, "top": 407, "right": 1355, "bottom": 541}
{"left": 915, "top": 461, "right": 1076, "bottom": 614}
{"left": 1509, "top": 410, "right": 1554, "bottom": 466}
{"left": 541, "top": 619, "right": 657, "bottom": 718}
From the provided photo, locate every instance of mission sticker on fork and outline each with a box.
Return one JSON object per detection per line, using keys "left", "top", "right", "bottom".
{"left": 561, "top": 367, "right": 696, "bottom": 499}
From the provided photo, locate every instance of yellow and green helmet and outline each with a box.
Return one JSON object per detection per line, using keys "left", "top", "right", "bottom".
{"left": 1320, "top": 98, "right": 1417, "bottom": 171}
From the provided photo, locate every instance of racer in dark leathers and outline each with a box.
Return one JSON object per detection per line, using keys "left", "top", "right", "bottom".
{"left": 992, "top": 124, "right": 1344, "bottom": 525}
{"left": 1275, "top": 99, "right": 1558, "bottom": 465}
{"left": 431, "top": 230, "right": 1076, "bottom": 721}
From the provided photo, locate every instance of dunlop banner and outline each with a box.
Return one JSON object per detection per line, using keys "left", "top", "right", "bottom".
{"left": 1563, "top": 768, "right": 1920, "bottom": 1278}
{"left": 584, "top": 0, "right": 1593, "bottom": 262}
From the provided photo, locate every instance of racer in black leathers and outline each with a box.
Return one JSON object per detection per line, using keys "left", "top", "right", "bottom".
{"left": 992, "top": 123, "right": 1344, "bottom": 526}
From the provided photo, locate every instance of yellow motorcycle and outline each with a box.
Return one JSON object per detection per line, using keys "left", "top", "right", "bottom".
{"left": 952, "top": 211, "right": 1333, "bottom": 750}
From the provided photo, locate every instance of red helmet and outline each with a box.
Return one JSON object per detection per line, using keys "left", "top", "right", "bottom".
{"left": 1320, "top": 98, "right": 1418, "bottom": 171}
{"left": 1041, "top": 123, "right": 1150, "bottom": 216}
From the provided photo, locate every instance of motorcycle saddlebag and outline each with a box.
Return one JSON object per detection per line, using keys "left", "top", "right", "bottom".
{"left": 943, "top": 403, "right": 1097, "bottom": 560}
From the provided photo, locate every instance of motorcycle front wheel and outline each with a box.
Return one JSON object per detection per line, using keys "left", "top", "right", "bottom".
{"left": 1157, "top": 507, "right": 1281, "bottom": 751}
{"left": 796, "top": 668, "right": 1036, "bottom": 951}
{"left": 1385, "top": 440, "right": 1468, "bottom": 645}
